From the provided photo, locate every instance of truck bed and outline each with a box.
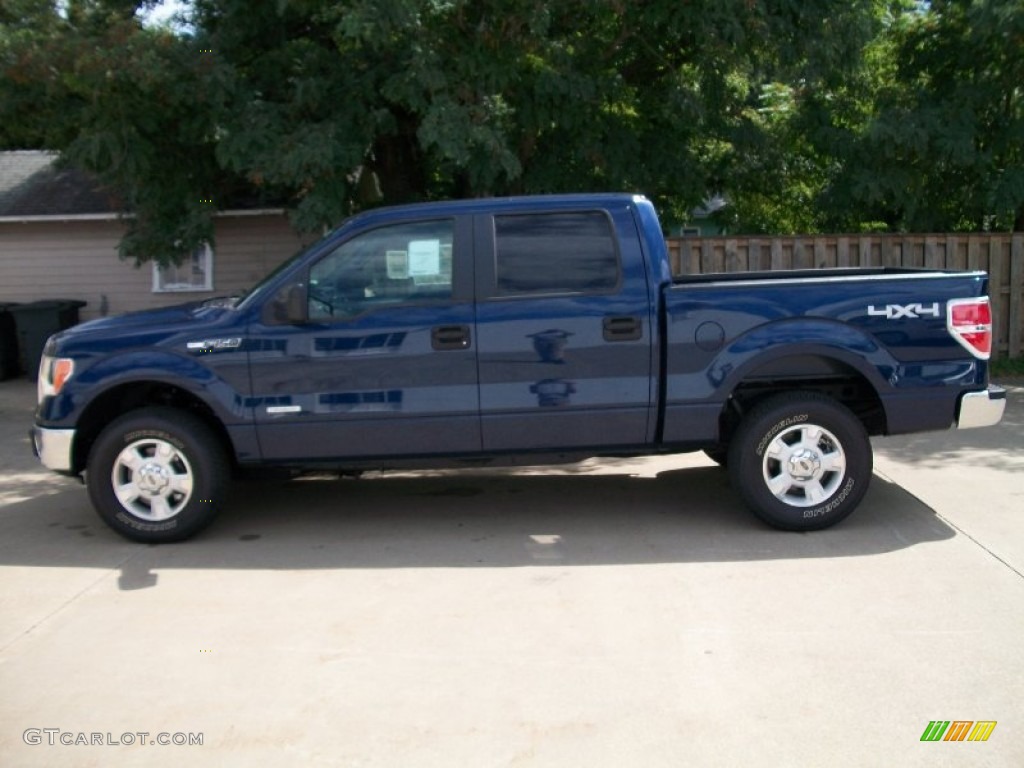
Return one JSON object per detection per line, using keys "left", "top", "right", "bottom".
{"left": 660, "top": 267, "right": 991, "bottom": 447}
{"left": 672, "top": 267, "right": 955, "bottom": 285}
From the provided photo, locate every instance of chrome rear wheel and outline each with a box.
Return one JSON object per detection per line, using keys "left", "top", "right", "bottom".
{"left": 728, "top": 392, "right": 871, "bottom": 531}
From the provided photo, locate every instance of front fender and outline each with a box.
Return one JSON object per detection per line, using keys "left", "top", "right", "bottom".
{"left": 37, "top": 349, "right": 250, "bottom": 428}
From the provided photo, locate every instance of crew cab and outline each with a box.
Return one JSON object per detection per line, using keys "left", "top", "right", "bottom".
{"left": 31, "top": 194, "right": 1006, "bottom": 541}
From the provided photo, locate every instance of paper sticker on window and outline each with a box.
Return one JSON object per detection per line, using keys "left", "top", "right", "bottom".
{"left": 386, "top": 250, "right": 409, "bottom": 279}
{"left": 408, "top": 240, "right": 441, "bottom": 277}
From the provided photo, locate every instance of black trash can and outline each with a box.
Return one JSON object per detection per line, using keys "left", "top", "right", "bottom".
{"left": 9, "top": 299, "right": 88, "bottom": 379}
{"left": 0, "top": 302, "right": 20, "bottom": 381}
{"left": 57, "top": 299, "right": 87, "bottom": 328}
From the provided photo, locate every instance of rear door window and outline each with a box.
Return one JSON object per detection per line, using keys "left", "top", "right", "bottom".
{"left": 493, "top": 212, "right": 620, "bottom": 296}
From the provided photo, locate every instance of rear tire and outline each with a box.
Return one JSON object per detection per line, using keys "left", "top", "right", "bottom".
{"left": 86, "top": 407, "right": 229, "bottom": 542}
{"left": 727, "top": 392, "right": 871, "bottom": 531}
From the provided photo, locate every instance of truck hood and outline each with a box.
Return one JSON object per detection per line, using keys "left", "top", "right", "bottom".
{"left": 51, "top": 300, "right": 242, "bottom": 355}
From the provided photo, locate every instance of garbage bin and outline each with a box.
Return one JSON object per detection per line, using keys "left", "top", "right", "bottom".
{"left": 57, "top": 299, "right": 87, "bottom": 328}
{"left": 8, "top": 299, "right": 88, "bottom": 379}
{"left": 0, "top": 302, "right": 20, "bottom": 381}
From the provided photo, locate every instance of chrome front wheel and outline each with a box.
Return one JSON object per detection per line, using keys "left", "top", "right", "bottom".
{"left": 111, "top": 438, "right": 195, "bottom": 521}
{"left": 88, "top": 407, "right": 228, "bottom": 542}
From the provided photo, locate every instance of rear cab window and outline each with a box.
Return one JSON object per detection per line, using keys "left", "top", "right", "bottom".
{"left": 492, "top": 211, "right": 621, "bottom": 297}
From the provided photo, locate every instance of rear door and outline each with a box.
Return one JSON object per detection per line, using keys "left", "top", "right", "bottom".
{"left": 248, "top": 215, "right": 480, "bottom": 460}
{"left": 473, "top": 204, "right": 656, "bottom": 451}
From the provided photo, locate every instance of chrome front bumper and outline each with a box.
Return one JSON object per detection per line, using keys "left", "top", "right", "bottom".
{"left": 30, "top": 426, "right": 76, "bottom": 473}
{"left": 956, "top": 386, "right": 1007, "bottom": 430}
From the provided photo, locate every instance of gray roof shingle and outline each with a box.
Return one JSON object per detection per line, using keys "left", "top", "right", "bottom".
{"left": 0, "top": 151, "right": 118, "bottom": 217}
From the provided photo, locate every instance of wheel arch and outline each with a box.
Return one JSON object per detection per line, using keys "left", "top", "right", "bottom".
{"left": 716, "top": 349, "right": 890, "bottom": 446}
{"left": 72, "top": 380, "right": 236, "bottom": 474}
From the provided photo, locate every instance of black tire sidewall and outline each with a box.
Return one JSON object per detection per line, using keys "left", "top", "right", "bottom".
{"left": 87, "top": 408, "right": 227, "bottom": 542}
{"left": 728, "top": 394, "right": 872, "bottom": 531}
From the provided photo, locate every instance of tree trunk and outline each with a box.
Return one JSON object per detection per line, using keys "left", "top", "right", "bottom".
{"left": 369, "top": 109, "right": 428, "bottom": 205}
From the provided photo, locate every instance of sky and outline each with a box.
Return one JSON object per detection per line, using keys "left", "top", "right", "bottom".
{"left": 138, "top": 0, "right": 191, "bottom": 29}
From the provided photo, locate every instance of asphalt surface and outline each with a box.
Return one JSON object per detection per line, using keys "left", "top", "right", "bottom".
{"left": 0, "top": 377, "right": 1021, "bottom": 767}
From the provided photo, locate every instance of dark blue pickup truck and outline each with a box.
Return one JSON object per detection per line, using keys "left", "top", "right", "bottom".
{"left": 31, "top": 194, "right": 1005, "bottom": 541}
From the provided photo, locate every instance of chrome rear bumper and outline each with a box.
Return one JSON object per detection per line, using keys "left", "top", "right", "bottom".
{"left": 956, "top": 386, "right": 1007, "bottom": 430}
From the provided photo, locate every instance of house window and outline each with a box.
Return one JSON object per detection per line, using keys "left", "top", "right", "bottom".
{"left": 152, "top": 244, "right": 214, "bottom": 293}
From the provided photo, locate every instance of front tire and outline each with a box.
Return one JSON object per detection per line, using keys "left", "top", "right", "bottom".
{"left": 87, "top": 407, "right": 229, "bottom": 542}
{"left": 727, "top": 392, "right": 872, "bottom": 531}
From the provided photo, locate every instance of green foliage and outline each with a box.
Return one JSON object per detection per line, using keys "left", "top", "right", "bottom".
{"left": 715, "top": 0, "right": 915, "bottom": 234}
{"left": 2, "top": 0, "right": 1022, "bottom": 263}
{"left": 991, "top": 355, "right": 1024, "bottom": 377}
{"left": 821, "top": 0, "right": 1024, "bottom": 233}
{"left": 204, "top": 0, "right": 875, "bottom": 232}
{"left": 1, "top": 1, "right": 226, "bottom": 264}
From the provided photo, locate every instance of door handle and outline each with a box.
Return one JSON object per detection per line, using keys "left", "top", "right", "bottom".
{"left": 603, "top": 316, "right": 642, "bottom": 342}
{"left": 432, "top": 325, "right": 472, "bottom": 351}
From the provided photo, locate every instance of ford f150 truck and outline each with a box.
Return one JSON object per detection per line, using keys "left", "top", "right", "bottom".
{"left": 31, "top": 194, "right": 1006, "bottom": 542}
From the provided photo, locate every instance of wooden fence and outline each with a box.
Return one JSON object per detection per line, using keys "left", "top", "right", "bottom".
{"left": 665, "top": 232, "right": 1024, "bottom": 359}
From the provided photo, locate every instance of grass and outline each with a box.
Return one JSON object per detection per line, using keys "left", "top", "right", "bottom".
{"left": 991, "top": 356, "right": 1024, "bottom": 378}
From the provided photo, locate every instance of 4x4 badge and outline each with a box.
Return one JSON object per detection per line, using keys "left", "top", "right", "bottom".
{"left": 868, "top": 302, "right": 940, "bottom": 320}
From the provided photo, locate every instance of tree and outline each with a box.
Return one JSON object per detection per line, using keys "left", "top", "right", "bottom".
{"left": 203, "top": 0, "right": 876, "bottom": 231}
{"left": 711, "top": 1, "right": 916, "bottom": 234}
{"left": 823, "top": 0, "right": 1024, "bottom": 232}
{"left": 1, "top": 0, "right": 237, "bottom": 264}
{"left": 3, "top": 0, "right": 907, "bottom": 262}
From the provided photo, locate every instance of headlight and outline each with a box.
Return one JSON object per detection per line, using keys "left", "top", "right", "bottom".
{"left": 37, "top": 355, "right": 74, "bottom": 403}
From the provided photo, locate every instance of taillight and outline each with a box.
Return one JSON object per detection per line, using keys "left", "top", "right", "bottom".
{"left": 947, "top": 297, "right": 993, "bottom": 360}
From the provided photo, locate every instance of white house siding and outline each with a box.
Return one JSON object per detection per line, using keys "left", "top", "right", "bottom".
{"left": 0, "top": 214, "right": 310, "bottom": 321}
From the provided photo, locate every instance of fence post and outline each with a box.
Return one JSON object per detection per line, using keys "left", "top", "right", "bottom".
{"left": 858, "top": 236, "right": 872, "bottom": 266}
{"left": 770, "top": 238, "right": 784, "bottom": 270}
{"left": 837, "top": 237, "right": 850, "bottom": 268}
{"left": 1010, "top": 235, "right": 1023, "bottom": 358}
{"left": 725, "top": 239, "right": 740, "bottom": 272}
{"left": 967, "top": 235, "right": 980, "bottom": 271}
{"left": 988, "top": 237, "right": 1004, "bottom": 358}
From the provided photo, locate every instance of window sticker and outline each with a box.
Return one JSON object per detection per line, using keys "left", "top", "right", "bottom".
{"left": 386, "top": 250, "right": 409, "bottom": 279}
{"left": 408, "top": 239, "right": 441, "bottom": 277}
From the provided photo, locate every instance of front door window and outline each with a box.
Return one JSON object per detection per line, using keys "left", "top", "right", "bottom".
{"left": 308, "top": 220, "right": 454, "bottom": 321}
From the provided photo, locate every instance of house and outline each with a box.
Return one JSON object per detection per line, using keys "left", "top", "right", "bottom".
{"left": 0, "top": 150, "right": 310, "bottom": 321}
{"left": 670, "top": 194, "right": 728, "bottom": 237}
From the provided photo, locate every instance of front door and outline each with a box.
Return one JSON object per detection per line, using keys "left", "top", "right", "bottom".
{"left": 248, "top": 216, "right": 480, "bottom": 461}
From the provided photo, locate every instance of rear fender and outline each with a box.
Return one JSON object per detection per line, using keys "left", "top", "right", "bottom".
{"left": 712, "top": 319, "right": 898, "bottom": 395}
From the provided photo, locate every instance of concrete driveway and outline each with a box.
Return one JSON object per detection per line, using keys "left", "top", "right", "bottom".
{"left": 0, "top": 377, "right": 1021, "bottom": 767}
